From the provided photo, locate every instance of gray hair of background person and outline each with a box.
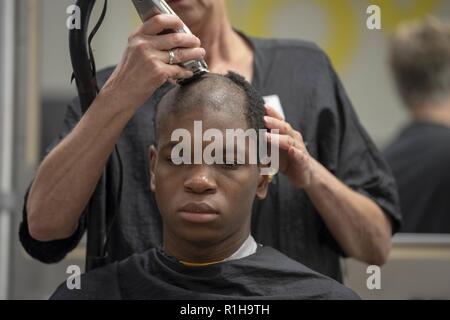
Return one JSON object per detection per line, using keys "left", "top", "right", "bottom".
{"left": 389, "top": 17, "right": 450, "bottom": 109}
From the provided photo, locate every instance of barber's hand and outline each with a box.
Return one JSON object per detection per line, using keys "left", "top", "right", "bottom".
{"left": 102, "top": 14, "right": 206, "bottom": 111}
{"left": 264, "top": 106, "right": 314, "bottom": 189}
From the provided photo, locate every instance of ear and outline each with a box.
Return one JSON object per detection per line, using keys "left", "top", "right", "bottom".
{"left": 255, "top": 170, "right": 270, "bottom": 200}
{"left": 149, "top": 145, "right": 158, "bottom": 193}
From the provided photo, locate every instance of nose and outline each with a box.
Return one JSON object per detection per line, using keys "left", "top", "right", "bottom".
{"left": 184, "top": 166, "right": 217, "bottom": 195}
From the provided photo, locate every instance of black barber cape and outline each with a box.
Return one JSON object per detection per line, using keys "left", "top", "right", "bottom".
{"left": 51, "top": 246, "right": 359, "bottom": 300}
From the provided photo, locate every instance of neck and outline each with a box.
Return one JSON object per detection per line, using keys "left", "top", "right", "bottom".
{"left": 188, "top": 5, "right": 253, "bottom": 78}
{"left": 412, "top": 98, "right": 450, "bottom": 127}
{"left": 163, "top": 229, "right": 251, "bottom": 264}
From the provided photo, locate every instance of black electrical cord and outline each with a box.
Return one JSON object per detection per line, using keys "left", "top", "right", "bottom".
{"left": 85, "top": 0, "right": 123, "bottom": 259}
{"left": 70, "top": 0, "right": 107, "bottom": 88}
{"left": 102, "top": 144, "right": 123, "bottom": 257}
{"left": 87, "top": 0, "right": 108, "bottom": 84}
{"left": 69, "top": 0, "right": 97, "bottom": 114}
{"left": 86, "top": 0, "right": 124, "bottom": 265}
{"left": 69, "top": 0, "right": 123, "bottom": 271}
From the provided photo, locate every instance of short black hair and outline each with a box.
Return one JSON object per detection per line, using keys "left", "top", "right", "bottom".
{"left": 153, "top": 71, "right": 266, "bottom": 140}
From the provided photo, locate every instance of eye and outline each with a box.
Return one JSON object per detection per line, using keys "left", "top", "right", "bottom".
{"left": 167, "top": 157, "right": 183, "bottom": 165}
{"left": 221, "top": 158, "right": 240, "bottom": 170}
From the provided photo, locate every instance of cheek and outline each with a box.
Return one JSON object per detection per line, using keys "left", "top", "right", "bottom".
{"left": 221, "top": 170, "right": 259, "bottom": 209}
{"left": 154, "top": 166, "right": 181, "bottom": 212}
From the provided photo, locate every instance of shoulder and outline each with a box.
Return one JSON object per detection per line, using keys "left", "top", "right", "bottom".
{"left": 50, "top": 262, "right": 121, "bottom": 300}
{"left": 386, "top": 123, "right": 450, "bottom": 160}
{"left": 249, "top": 36, "right": 339, "bottom": 100}
{"left": 251, "top": 247, "right": 360, "bottom": 300}
{"left": 430, "top": 125, "right": 450, "bottom": 154}
{"left": 253, "top": 36, "right": 325, "bottom": 55}
{"left": 426, "top": 126, "right": 450, "bottom": 178}
{"left": 251, "top": 36, "right": 331, "bottom": 68}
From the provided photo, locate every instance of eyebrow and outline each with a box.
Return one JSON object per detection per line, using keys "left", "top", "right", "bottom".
{"left": 160, "top": 140, "right": 252, "bottom": 150}
{"left": 159, "top": 141, "right": 180, "bottom": 151}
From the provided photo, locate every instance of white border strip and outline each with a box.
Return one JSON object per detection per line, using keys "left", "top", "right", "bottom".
{"left": 0, "top": 0, "right": 15, "bottom": 300}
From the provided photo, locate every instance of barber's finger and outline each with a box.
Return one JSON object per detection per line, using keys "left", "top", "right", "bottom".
{"left": 155, "top": 32, "right": 201, "bottom": 50}
{"left": 267, "top": 132, "right": 304, "bottom": 152}
{"left": 264, "top": 116, "right": 304, "bottom": 143}
{"left": 264, "top": 116, "right": 295, "bottom": 135}
{"left": 288, "top": 146, "right": 309, "bottom": 166}
{"left": 140, "top": 14, "right": 185, "bottom": 36}
{"left": 167, "top": 79, "right": 178, "bottom": 85}
{"left": 265, "top": 105, "right": 285, "bottom": 120}
{"left": 159, "top": 47, "right": 206, "bottom": 65}
{"left": 165, "top": 64, "right": 194, "bottom": 80}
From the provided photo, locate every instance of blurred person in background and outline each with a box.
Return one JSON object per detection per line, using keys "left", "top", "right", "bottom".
{"left": 384, "top": 17, "right": 450, "bottom": 233}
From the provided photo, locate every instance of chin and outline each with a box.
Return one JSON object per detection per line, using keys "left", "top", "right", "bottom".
{"left": 184, "top": 231, "right": 218, "bottom": 244}
{"left": 180, "top": 229, "right": 222, "bottom": 247}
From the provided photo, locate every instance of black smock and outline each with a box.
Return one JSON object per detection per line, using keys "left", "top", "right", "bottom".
{"left": 384, "top": 121, "right": 450, "bottom": 233}
{"left": 20, "top": 34, "right": 402, "bottom": 281}
{"left": 50, "top": 246, "right": 360, "bottom": 300}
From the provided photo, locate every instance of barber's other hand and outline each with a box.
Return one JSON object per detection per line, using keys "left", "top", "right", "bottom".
{"left": 264, "top": 106, "right": 314, "bottom": 189}
{"left": 102, "top": 14, "right": 206, "bottom": 111}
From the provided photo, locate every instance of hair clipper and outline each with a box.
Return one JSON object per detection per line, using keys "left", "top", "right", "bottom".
{"left": 131, "top": 0, "right": 209, "bottom": 83}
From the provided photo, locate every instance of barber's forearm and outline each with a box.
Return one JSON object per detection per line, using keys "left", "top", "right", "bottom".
{"left": 304, "top": 159, "right": 392, "bottom": 266}
{"left": 27, "top": 90, "right": 137, "bottom": 242}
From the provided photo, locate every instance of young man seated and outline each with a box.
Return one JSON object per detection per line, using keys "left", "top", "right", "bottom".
{"left": 50, "top": 72, "right": 359, "bottom": 300}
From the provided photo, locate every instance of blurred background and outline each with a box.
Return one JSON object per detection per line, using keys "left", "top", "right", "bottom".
{"left": 0, "top": 0, "right": 449, "bottom": 299}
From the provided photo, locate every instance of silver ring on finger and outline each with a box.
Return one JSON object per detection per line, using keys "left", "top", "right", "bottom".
{"left": 168, "top": 49, "right": 176, "bottom": 65}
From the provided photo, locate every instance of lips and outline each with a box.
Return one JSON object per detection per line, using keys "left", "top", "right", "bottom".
{"left": 179, "top": 202, "right": 218, "bottom": 214}
{"left": 178, "top": 202, "right": 219, "bottom": 223}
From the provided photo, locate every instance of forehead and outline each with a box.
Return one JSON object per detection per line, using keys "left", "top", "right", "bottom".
{"left": 155, "top": 74, "right": 253, "bottom": 141}
{"left": 157, "top": 106, "right": 248, "bottom": 141}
